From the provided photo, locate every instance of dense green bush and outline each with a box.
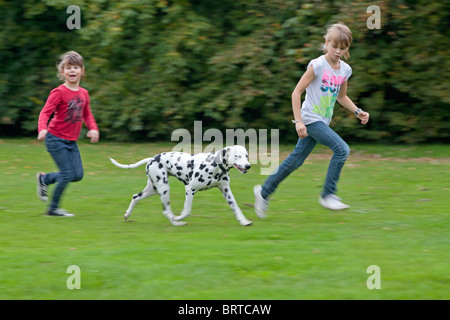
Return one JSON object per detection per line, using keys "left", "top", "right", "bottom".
{"left": 1, "top": 0, "right": 448, "bottom": 143}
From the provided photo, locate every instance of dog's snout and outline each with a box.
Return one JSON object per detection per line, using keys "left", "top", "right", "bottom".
{"left": 245, "top": 164, "right": 251, "bottom": 170}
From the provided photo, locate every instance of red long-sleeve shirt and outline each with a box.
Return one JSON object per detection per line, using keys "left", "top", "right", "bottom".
{"left": 38, "top": 84, "right": 98, "bottom": 141}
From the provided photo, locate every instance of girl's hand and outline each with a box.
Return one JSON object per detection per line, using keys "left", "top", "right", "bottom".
{"left": 87, "top": 130, "right": 99, "bottom": 143}
{"left": 358, "top": 111, "right": 370, "bottom": 125}
{"left": 296, "top": 122, "right": 308, "bottom": 138}
{"left": 37, "top": 130, "right": 48, "bottom": 141}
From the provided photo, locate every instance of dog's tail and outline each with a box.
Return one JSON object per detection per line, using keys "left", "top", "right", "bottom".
{"left": 109, "top": 157, "right": 153, "bottom": 169}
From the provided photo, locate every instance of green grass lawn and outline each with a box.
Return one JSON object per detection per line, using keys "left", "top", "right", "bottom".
{"left": 0, "top": 138, "right": 448, "bottom": 299}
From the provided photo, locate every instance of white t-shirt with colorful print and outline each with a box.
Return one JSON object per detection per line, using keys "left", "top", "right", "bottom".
{"left": 301, "top": 55, "right": 352, "bottom": 126}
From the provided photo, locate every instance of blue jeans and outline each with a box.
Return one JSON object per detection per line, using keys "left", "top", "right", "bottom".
{"left": 42, "top": 132, "right": 84, "bottom": 210}
{"left": 261, "top": 121, "right": 350, "bottom": 199}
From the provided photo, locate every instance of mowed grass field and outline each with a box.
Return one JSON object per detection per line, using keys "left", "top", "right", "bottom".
{"left": 0, "top": 138, "right": 448, "bottom": 299}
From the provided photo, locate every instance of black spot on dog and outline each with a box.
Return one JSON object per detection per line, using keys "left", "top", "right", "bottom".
{"left": 161, "top": 200, "right": 170, "bottom": 210}
{"left": 133, "top": 192, "right": 143, "bottom": 199}
{"left": 199, "top": 164, "right": 206, "bottom": 170}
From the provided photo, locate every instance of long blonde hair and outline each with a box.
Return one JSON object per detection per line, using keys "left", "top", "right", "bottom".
{"left": 322, "top": 23, "right": 352, "bottom": 60}
{"left": 56, "top": 51, "right": 85, "bottom": 82}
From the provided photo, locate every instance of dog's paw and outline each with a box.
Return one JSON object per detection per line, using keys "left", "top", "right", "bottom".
{"left": 124, "top": 213, "right": 132, "bottom": 222}
{"left": 171, "top": 220, "right": 187, "bottom": 226}
{"left": 240, "top": 219, "right": 253, "bottom": 226}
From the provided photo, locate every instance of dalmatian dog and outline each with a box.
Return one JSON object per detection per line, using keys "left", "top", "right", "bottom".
{"left": 109, "top": 146, "right": 252, "bottom": 226}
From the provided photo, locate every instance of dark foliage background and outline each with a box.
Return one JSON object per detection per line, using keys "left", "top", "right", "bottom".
{"left": 1, "top": 0, "right": 448, "bottom": 143}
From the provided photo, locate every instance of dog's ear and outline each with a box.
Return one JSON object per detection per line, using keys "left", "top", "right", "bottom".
{"left": 214, "top": 147, "right": 231, "bottom": 165}
{"left": 224, "top": 147, "right": 232, "bottom": 163}
{"left": 214, "top": 150, "right": 222, "bottom": 165}
{"left": 222, "top": 148, "right": 228, "bottom": 164}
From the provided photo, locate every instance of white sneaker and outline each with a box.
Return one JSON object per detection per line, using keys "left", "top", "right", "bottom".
{"left": 319, "top": 194, "right": 350, "bottom": 211}
{"left": 254, "top": 185, "right": 269, "bottom": 219}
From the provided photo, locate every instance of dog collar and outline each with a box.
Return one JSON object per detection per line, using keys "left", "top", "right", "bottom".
{"left": 218, "top": 164, "right": 229, "bottom": 173}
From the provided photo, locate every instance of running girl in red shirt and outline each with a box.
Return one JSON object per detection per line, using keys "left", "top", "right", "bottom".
{"left": 36, "top": 51, "right": 99, "bottom": 217}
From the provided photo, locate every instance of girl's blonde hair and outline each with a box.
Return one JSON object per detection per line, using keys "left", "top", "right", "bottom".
{"left": 56, "top": 51, "right": 85, "bottom": 82}
{"left": 322, "top": 23, "right": 352, "bottom": 60}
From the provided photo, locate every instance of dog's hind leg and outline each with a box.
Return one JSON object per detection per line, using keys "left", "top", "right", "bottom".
{"left": 124, "top": 178, "right": 157, "bottom": 221}
{"left": 173, "top": 186, "right": 196, "bottom": 222}
{"left": 218, "top": 183, "right": 252, "bottom": 226}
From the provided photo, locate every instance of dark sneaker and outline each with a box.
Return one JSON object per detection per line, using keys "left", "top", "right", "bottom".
{"left": 47, "top": 209, "right": 75, "bottom": 217}
{"left": 36, "top": 172, "right": 48, "bottom": 202}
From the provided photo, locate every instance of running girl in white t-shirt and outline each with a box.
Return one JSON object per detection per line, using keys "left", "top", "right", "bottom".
{"left": 254, "top": 23, "right": 370, "bottom": 216}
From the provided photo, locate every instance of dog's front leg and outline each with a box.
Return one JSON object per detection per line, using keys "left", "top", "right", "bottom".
{"left": 157, "top": 186, "right": 186, "bottom": 226}
{"left": 173, "top": 186, "right": 196, "bottom": 222}
{"left": 218, "top": 183, "right": 252, "bottom": 226}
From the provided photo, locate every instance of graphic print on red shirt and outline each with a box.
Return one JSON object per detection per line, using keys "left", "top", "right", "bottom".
{"left": 65, "top": 95, "right": 84, "bottom": 124}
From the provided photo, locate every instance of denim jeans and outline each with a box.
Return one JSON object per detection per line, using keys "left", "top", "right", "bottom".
{"left": 42, "top": 132, "right": 84, "bottom": 210}
{"left": 261, "top": 121, "right": 350, "bottom": 199}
